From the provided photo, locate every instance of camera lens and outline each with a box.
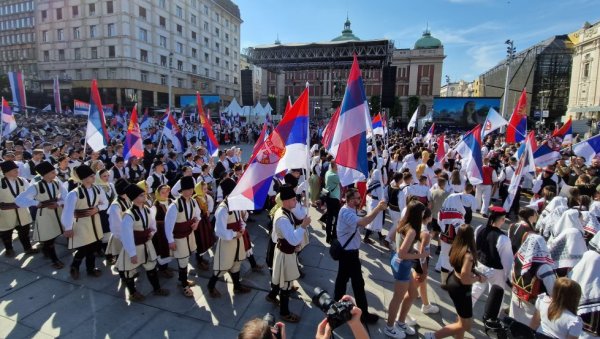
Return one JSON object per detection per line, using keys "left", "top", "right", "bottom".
{"left": 312, "top": 287, "right": 333, "bottom": 313}
{"left": 263, "top": 313, "right": 275, "bottom": 328}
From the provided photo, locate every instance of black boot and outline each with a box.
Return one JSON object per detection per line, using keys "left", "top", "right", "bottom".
{"left": 178, "top": 267, "right": 189, "bottom": 287}
{"left": 207, "top": 275, "right": 221, "bottom": 298}
{"left": 279, "top": 289, "right": 291, "bottom": 316}
{"left": 231, "top": 271, "right": 251, "bottom": 294}
{"left": 266, "top": 283, "right": 280, "bottom": 304}
{"left": 363, "top": 230, "right": 374, "bottom": 244}
{"left": 147, "top": 268, "right": 169, "bottom": 296}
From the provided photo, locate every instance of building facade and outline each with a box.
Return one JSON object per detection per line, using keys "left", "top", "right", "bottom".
{"left": 476, "top": 35, "right": 573, "bottom": 123}
{"left": 567, "top": 21, "right": 600, "bottom": 121}
{"left": 13, "top": 0, "right": 241, "bottom": 110}
{"left": 440, "top": 80, "right": 474, "bottom": 97}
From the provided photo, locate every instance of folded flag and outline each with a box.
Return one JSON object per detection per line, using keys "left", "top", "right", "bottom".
{"left": 322, "top": 106, "right": 340, "bottom": 151}
{"left": 162, "top": 108, "right": 185, "bottom": 152}
{"left": 504, "top": 131, "right": 535, "bottom": 210}
{"left": 197, "top": 91, "right": 220, "bottom": 157}
{"left": 85, "top": 79, "right": 109, "bottom": 152}
{"left": 455, "top": 124, "right": 483, "bottom": 185}
{"left": 8, "top": 71, "right": 26, "bottom": 112}
{"left": 407, "top": 107, "right": 418, "bottom": 132}
{"left": 123, "top": 104, "right": 144, "bottom": 160}
{"left": 506, "top": 89, "right": 528, "bottom": 143}
{"left": 1, "top": 97, "right": 17, "bottom": 137}
{"left": 481, "top": 107, "right": 508, "bottom": 139}
{"left": 534, "top": 118, "right": 572, "bottom": 167}
{"left": 424, "top": 123, "right": 435, "bottom": 144}
{"left": 573, "top": 134, "right": 600, "bottom": 165}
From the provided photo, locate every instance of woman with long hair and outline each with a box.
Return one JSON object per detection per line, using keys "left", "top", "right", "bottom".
{"left": 193, "top": 181, "right": 216, "bottom": 271}
{"left": 151, "top": 184, "right": 174, "bottom": 278}
{"left": 531, "top": 277, "right": 583, "bottom": 338}
{"left": 384, "top": 200, "right": 428, "bottom": 338}
{"left": 425, "top": 225, "right": 487, "bottom": 339}
{"left": 449, "top": 169, "right": 464, "bottom": 194}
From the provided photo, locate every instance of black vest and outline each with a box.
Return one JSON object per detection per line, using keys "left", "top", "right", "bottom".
{"left": 511, "top": 260, "right": 549, "bottom": 304}
{"left": 508, "top": 222, "right": 532, "bottom": 255}
{"left": 112, "top": 166, "right": 122, "bottom": 180}
{"left": 387, "top": 186, "right": 401, "bottom": 211}
{"left": 476, "top": 226, "right": 505, "bottom": 269}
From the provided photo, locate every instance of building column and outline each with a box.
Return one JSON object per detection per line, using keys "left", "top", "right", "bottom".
{"left": 136, "top": 89, "right": 142, "bottom": 106}
{"left": 116, "top": 88, "right": 122, "bottom": 106}
{"left": 153, "top": 91, "right": 158, "bottom": 107}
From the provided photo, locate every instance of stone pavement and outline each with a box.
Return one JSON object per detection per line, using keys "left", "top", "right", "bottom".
{"left": 0, "top": 201, "right": 499, "bottom": 339}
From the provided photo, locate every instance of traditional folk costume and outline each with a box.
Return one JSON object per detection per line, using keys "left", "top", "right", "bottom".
{"left": 164, "top": 176, "right": 200, "bottom": 297}
{"left": 571, "top": 233, "right": 600, "bottom": 338}
{"left": 96, "top": 171, "right": 116, "bottom": 257}
{"left": 61, "top": 165, "right": 109, "bottom": 279}
{"left": 117, "top": 184, "right": 169, "bottom": 301}
{"left": 106, "top": 179, "right": 131, "bottom": 265}
{"left": 194, "top": 182, "right": 216, "bottom": 271}
{"left": 0, "top": 161, "right": 36, "bottom": 257}
{"left": 547, "top": 209, "right": 587, "bottom": 277}
{"left": 207, "top": 178, "right": 251, "bottom": 298}
{"left": 509, "top": 234, "right": 556, "bottom": 325}
{"left": 151, "top": 184, "right": 173, "bottom": 277}
{"left": 15, "top": 161, "right": 67, "bottom": 268}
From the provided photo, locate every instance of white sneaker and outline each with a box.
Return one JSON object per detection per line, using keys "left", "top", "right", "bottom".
{"left": 424, "top": 332, "right": 436, "bottom": 339}
{"left": 421, "top": 304, "right": 440, "bottom": 314}
{"left": 384, "top": 325, "right": 406, "bottom": 339}
{"left": 395, "top": 321, "right": 416, "bottom": 336}
{"left": 405, "top": 315, "right": 417, "bottom": 326}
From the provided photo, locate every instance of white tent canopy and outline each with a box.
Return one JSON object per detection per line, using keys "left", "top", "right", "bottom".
{"left": 263, "top": 102, "right": 273, "bottom": 115}
{"left": 253, "top": 102, "right": 265, "bottom": 117}
{"left": 225, "top": 98, "right": 243, "bottom": 116}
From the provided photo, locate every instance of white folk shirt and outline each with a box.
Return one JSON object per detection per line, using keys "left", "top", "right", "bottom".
{"left": 60, "top": 186, "right": 110, "bottom": 231}
{"left": 214, "top": 203, "right": 246, "bottom": 241}
{"left": 163, "top": 198, "right": 201, "bottom": 244}
{"left": 120, "top": 207, "right": 157, "bottom": 258}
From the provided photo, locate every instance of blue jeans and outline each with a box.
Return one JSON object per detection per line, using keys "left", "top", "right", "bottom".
{"left": 391, "top": 252, "right": 413, "bottom": 282}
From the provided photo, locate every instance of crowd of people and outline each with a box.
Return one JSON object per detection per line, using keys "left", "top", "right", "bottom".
{"left": 1, "top": 112, "right": 599, "bottom": 339}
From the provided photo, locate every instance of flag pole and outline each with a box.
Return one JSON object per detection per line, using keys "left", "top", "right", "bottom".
{"left": 0, "top": 97, "right": 4, "bottom": 145}
{"left": 305, "top": 82, "right": 311, "bottom": 209}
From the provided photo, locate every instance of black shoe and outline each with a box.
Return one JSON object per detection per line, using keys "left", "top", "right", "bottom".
{"left": 361, "top": 312, "right": 379, "bottom": 324}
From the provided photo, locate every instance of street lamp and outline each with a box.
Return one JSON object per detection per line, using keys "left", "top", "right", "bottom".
{"left": 501, "top": 40, "right": 516, "bottom": 120}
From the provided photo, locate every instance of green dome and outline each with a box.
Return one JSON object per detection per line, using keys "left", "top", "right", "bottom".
{"left": 414, "top": 30, "right": 442, "bottom": 49}
{"left": 332, "top": 18, "right": 360, "bottom": 42}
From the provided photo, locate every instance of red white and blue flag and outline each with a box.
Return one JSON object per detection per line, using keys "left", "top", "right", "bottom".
{"left": 481, "top": 107, "right": 507, "bottom": 139}
{"left": 140, "top": 107, "right": 151, "bottom": 129}
{"left": 506, "top": 89, "right": 528, "bottom": 144}
{"left": 7, "top": 71, "right": 26, "bottom": 112}
{"left": 534, "top": 117, "right": 572, "bottom": 167}
{"left": 573, "top": 134, "right": 600, "bottom": 165}
{"left": 276, "top": 89, "right": 310, "bottom": 173}
{"left": 424, "top": 123, "right": 435, "bottom": 144}
{"left": 329, "top": 54, "right": 371, "bottom": 186}
{"left": 85, "top": 80, "right": 110, "bottom": 152}
{"left": 435, "top": 134, "right": 445, "bottom": 165}
{"left": 123, "top": 104, "right": 144, "bottom": 161}
{"left": 455, "top": 124, "right": 483, "bottom": 185}
{"left": 1, "top": 97, "right": 17, "bottom": 137}
{"left": 53, "top": 76, "right": 62, "bottom": 114}
{"left": 372, "top": 112, "right": 384, "bottom": 136}
{"left": 162, "top": 108, "right": 185, "bottom": 152}
{"left": 197, "top": 91, "right": 220, "bottom": 157}
{"left": 227, "top": 88, "right": 309, "bottom": 211}
{"left": 504, "top": 131, "right": 536, "bottom": 210}
{"left": 322, "top": 106, "right": 340, "bottom": 151}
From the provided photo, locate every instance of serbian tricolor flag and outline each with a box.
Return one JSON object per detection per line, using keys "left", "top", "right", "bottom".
{"left": 534, "top": 118, "right": 573, "bottom": 167}
{"left": 276, "top": 89, "right": 310, "bottom": 172}
{"left": 85, "top": 79, "right": 109, "bottom": 152}
{"left": 455, "top": 124, "right": 483, "bottom": 185}
{"left": 506, "top": 89, "right": 528, "bottom": 144}
{"left": 283, "top": 96, "right": 292, "bottom": 117}
{"left": 329, "top": 54, "right": 371, "bottom": 186}
{"left": 123, "top": 104, "right": 143, "bottom": 160}
{"left": 1, "top": 97, "right": 17, "bottom": 137}
{"left": 424, "top": 123, "right": 435, "bottom": 144}
{"left": 435, "top": 134, "right": 445, "bottom": 165}
{"left": 573, "top": 134, "right": 600, "bottom": 165}
{"left": 140, "top": 107, "right": 151, "bottom": 129}
{"left": 53, "top": 76, "right": 62, "bottom": 114}
{"left": 372, "top": 112, "right": 384, "bottom": 136}
{"left": 8, "top": 71, "right": 26, "bottom": 112}
{"left": 227, "top": 88, "right": 309, "bottom": 211}
{"left": 557, "top": 118, "right": 573, "bottom": 146}
{"left": 162, "top": 108, "right": 185, "bottom": 152}
{"left": 197, "top": 91, "right": 220, "bottom": 157}
{"left": 322, "top": 106, "right": 340, "bottom": 150}
{"left": 504, "top": 131, "right": 536, "bottom": 210}
{"left": 252, "top": 123, "right": 269, "bottom": 155}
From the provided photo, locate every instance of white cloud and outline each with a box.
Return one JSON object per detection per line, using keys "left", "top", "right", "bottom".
{"left": 467, "top": 44, "right": 505, "bottom": 72}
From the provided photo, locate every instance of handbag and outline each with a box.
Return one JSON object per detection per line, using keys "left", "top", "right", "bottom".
{"left": 329, "top": 228, "right": 358, "bottom": 261}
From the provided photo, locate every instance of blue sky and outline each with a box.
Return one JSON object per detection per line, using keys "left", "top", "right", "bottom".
{"left": 237, "top": 0, "right": 598, "bottom": 82}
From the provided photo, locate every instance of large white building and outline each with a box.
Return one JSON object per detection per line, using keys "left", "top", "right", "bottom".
{"left": 31, "top": 0, "right": 241, "bottom": 108}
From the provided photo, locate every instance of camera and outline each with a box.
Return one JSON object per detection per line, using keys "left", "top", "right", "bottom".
{"left": 263, "top": 313, "right": 282, "bottom": 339}
{"left": 311, "top": 287, "right": 354, "bottom": 330}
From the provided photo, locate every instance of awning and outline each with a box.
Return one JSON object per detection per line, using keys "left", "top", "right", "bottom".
{"left": 568, "top": 106, "right": 600, "bottom": 113}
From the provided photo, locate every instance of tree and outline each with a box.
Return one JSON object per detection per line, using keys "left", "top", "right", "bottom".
{"left": 390, "top": 96, "right": 402, "bottom": 117}
{"left": 408, "top": 96, "right": 420, "bottom": 118}
{"left": 369, "top": 95, "right": 380, "bottom": 115}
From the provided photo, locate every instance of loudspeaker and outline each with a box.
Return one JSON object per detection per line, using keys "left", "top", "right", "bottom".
{"left": 381, "top": 66, "right": 396, "bottom": 108}
{"left": 241, "top": 69, "right": 253, "bottom": 106}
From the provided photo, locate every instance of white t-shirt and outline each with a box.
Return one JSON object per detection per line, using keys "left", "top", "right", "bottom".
{"left": 535, "top": 293, "right": 583, "bottom": 338}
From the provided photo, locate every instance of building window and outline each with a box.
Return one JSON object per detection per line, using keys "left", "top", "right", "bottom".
{"left": 203, "top": 22, "right": 209, "bottom": 31}
{"left": 176, "top": 24, "right": 182, "bottom": 36}
{"left": 175, "top": 42, "right": 183, "bottom": 53}
{"left": 89, "top": 3, "right": 95, "bottom": 16}
{"left": 159, "top": 16, "right": 166, "bottom": 28}
{"left": 159, "top": 35, "right": 167, "bottom": 48}
{"left": 75, "top": 69, "right": 82, "bottom": 80}
{"left": 215, "top": 56, "right": 219, "bottom": 65}
{"left": 72, "top": 5, "right": 78, "bottom": 17}
{"left": 215, "top": 42, "right": 219, "bottom": 51}
{"left": 215, "top": 12, "right": 219, "bottom": 23}
{"left": 90, "top": 25, "right": 97, "bottom": 38}
{"left": 192, "top": 64, "right": 197, "bottom": 73}
{"left": 225, "top": 60, "right": 229, "bottom": 69}
{"left": 203, "top": 5, "right": 208, "bottom": 15}
{"left": 191, "top": 31, "right": 197, "bottom": 41}
{"left": 160, "top": 55, "right": 167, "bottom": 67}
{"left": 73, "top": 27, "right": 80, "bottom": 39}
{"left": 107, "top": 68, "right": 116, "bottom": 79}
{"left": 106, "top": 1, "right": 113, "bottom": 14}
{"left": 192, "top": 48, "right": 197, "bottom": 58}
{"left": 42, "top": 30, "right": 48, "bottom": 42}
{"left": 583, "top": 62, "right": 590, "bottom": 78}
{"left": 138, "top": 28, "right": 147, "bottom": 42}
{"left": 234, "top": 77, "right": 238, "bottom": 85}
{"left": 56, "top": 8, "right": 62, "bottom": 20}
{"left": 191, "top": 14, "right": 196, "bottom": 25}
{"left": 43, "top": 50, "right": 49, "bottom": 61}
{"left": 58, "top": 49, "right": 65, "bottom": 61}
{"left": 158, "top": 0, "right": 166, "bottom": 9}
{"left": 225, "top": 47, "right": 229, "bottom": 56}
{"left": 41, "top": 10, "right": 47, "bottom": 21}
{"left": 234, "top": 38, "right": 238, "bottom": 45}
{"left": 204, "top": 53, "right": 209, "bottom": 62}
{"left": 74, "top": 48, "right": 81, "bottom": 60}
{"left": 139, "top": 7, "right": 146, "bottom": 19}
{"left": 205, "top": 68, "right": 209, "bottom": 77}
{"left": 108, "top": 46, "right": 115, "bottom": 58}
{"left": 160, "top": 74, "right": 167, "bottom": 85}
{"left": 91, "top": 47, "right": 98, "bottom": 59}
{"left": 177, "top": 60, "right": 183, "bottom": 71}
{"left": 225, "top": 33, "right": 229, "bottom": 41}
{"left": 57, "top": 29, "right": 64, "bottom": 41}
{"left": 216, "top": 71, "right": 220, "bottom": 80}
{"left": 176, "top": 5, "right": 183, "bottom": 18}
{"left": 204, "top": 37, "right": 209, "bottom": 46}
{"left": 215, "top": 27, "right": 219, "bottom": 36}
{"left": 178, "top": 78, "right": 184, "bottom": 87}
{"left": 107, "top": 23, "right": 115, "bottom": 37}
{"left": 140, "top": 49, "right": 148, "bottom": 62}
{"left": 234, "top": 64, "right": 237, "bottom": 72}
{"left": 141, "top": 71, "right": 148, "bottom": 82}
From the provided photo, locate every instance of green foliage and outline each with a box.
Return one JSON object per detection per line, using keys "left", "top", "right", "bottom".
{"left": 390, "top": 96, "right": 402, "bottom": 117}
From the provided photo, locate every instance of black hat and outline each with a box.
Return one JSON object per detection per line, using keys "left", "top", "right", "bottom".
{"left": 284, "top": 173, "right": 298, "bottom": 188}
{"left": 75, "top": 165, "right": 95, "bottom": 180}
{"left": 115, "top": 156, "right": 124, "bottom": 163}
{"left": 143, "top": 139, "right": 153, "bottom": 145}
{"left": 179, "top": 176, "right": 195, "bottom": 192}
{"left": 114, "top": 178, "right": 130, "bottom": 196}
{"left": 153, "top": 159, "right": 163, "bottom": 168}
{"left": 124, "top": 184, "right": 145, "bottom": 201}
{"left": 220, "top": 178, "right": 236, "bottom": 197}
{"left": 35, "top": 161, "right": 56, "bottom": 176}
{"left": 280, "top": 184, "right": 296, "bottom": 201}
{"left": 0, "top": 160, "right": 18, "bottom": 173}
